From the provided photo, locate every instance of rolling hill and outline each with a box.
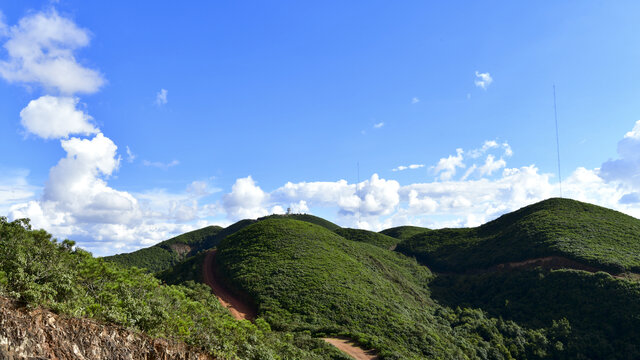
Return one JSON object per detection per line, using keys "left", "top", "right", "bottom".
{"left": 215, "top": 218, "right": 566, "bottom": 359}
{"left": 104, "top": 213, "right": 340, "bottom": 274}
{"left": 396, "top": 197, "right": 640, "bottom": 273}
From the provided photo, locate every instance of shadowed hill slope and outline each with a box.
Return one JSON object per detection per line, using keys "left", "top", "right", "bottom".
{"left": 215, "top": 218, "right": 564, "bottom": 359}
{"left": 397, "top": 198, "right": 640, "bottom": 273}
{"left": 103, "top": 226, "right": 223, "bottom": 273}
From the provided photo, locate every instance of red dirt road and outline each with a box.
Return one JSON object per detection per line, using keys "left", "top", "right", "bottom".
{"left": 202, "top": 249, "right": 377, "bottom": 360}
{"left": 202, "top": 250, "right": 256, "bottom": 321}
{"left": 323, "top": 338, "right": 378, "bottom": 360}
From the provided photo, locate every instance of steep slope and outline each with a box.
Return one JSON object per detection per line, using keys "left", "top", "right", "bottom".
{"left": 334, "top": 228, "right": 400, "bottom": 249}
{"left": 216, "top": 218, "right": 564, "bottom": 359}
{"left": 379, "top": 226, "right": 430, "bottom": 241}
{"left": 397, "top": 198, "right": 640, "bottom": 273}
{"left": 430, "top": 269, "right": 640, "bottom": 359}
{"left": 0, "top": 296, "right": 210, "bottom": 360}
{"left": 104, "top": 225, "right": 223, "bottom": 273}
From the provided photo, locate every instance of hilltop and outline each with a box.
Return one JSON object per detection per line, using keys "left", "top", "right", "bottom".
{"left": 105, "top": 213, "right": 339, "bottom": 273}
{"left": 396, "top": 197, "right": 640, "bottom": 273}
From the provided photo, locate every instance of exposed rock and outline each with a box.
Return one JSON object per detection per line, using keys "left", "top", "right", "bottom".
{"left": 0, "top": 296, "right": 212, "bottom": 360}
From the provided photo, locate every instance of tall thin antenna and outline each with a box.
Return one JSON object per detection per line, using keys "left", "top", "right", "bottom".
{"left": 553, "top": 85, "right": 563, "bottom": 198}
{"left": 357, "top": 161, "right": 361, "bottom": 225}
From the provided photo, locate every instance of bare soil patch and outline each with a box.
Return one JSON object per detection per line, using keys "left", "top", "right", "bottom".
{"left": 202, "top": 249, "right": 256, "bottom": 321}
{"left": 322, "top": 338, "right": 378, "bottom": 360}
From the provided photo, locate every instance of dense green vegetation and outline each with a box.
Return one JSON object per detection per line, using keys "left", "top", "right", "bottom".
{"left": 334, "top": 228, "right": 400, "bottom": 249}
{"left": 380, "top": 225, "right": 430, "bottom": 241}
{"left": 217, "top": 218, "right": 568, "bottom": 359}
{"left": 397, "top": 198, "right": 640, "bottom": 273}
{"left": 6, "top": 198, "right": 640, "bottom": 359}
{"left": 104, "top": 226, "right": 223, "bottom": 273}
{"left": 261, "top": 214, "right": 341, "bottom": 231}
{"left": 157, "top": 251, "right": 207, "bottom": 285}
{"left": 430, "top": 269, "right": 640, "bottom": 359}
{"left": 105, "top": 213, "right": 339, "bottom": 274}
{"left": 0, "top": 216, "right": 348, "bottom": 359}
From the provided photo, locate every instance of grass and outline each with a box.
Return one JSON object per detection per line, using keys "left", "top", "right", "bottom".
{"left": 397, "top": 198, "right": 640, "bottom": 273}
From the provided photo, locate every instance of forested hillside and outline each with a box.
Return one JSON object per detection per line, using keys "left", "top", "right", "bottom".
{"left": 397, "top": 198, "right": 640, "bottom": 273}
{"left": 3, "top": 197, "right": 640, "bottom": 359}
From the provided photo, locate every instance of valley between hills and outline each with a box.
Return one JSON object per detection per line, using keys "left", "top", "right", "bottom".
{"left": 1, "top": 197, "right": 639, "bottom": 359}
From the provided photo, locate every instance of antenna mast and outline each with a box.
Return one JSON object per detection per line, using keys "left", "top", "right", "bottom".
{"left": 553, "top": 85, "right": 563, "bottom": 198}
{"left": 357, "top": 161, "right": 361, "bottom": 225}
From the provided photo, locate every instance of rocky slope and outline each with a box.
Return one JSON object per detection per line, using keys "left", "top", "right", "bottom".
{"left": 0, "top": 296, "right": 210, "bottom": 360}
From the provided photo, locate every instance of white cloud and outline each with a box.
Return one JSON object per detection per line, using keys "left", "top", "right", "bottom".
{"left": 19, "top": 95, "right": 98, "bottom": 139}
{"left": 599, "top": 119, "right": 640, "bottom": 188}
{"left": 392, "top": 164, "right": 424, "bottom": 172}
{"left": 474, "top": 71, "right": 493, "bottom": 89}
{"left": 156, "top": 88, "right": 168, "bottom": 105}
{"left": 143, "top": 159, "right": 180, "bottom": 170}
{"left": 0, "top": 169, "right": 38, "bottom": 215}
{"left": 411, "top": 97, "right": 420, "bottom": 104}
{"left": 624, "top": 120, "right": 640, "bottom": 139}
{"left": 125, "top": 146, "right": 135, "bottom": 163}
{"left": 478, "top": 154, "right": 506, "bottom": 176}
{"left": 223, "top": 176, "right": 269, "bottom": 221}
{"left": 433, "top": 148, "right": 465, "bottom": 180}
{"left": 0, "top": 9, "right": 104, "bottom": 94}
{"left": 373, "top": 122, "right": 384, "bottom": 129}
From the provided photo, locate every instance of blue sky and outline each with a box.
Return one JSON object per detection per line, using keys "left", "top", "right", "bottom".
{"left": 2, "top": 1, "right": 640, "bottom": 256}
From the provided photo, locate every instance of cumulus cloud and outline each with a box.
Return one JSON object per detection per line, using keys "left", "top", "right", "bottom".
{"left": 433, "top": 148, "right": 465, "bottom": 180}
{"left": 19, "top": 95, "right": 98, "bottom": 139}
{"left": 223, "top": 176, "right": 269, "bottom": 220}
{"left": 600, "top": 120, "right": 640, "bottom": 188}
{"left": 392, "top": 164, "right": 424, "bottom": 172}
{"left": 0, "top": 9, "right": 104, "bottom": 94}
{"left": 478, "top": 155, "right": 506, "bottom": 176}
{"left": 474, "top": 71, "right": 493, "bottom": 89}
{"left": 373, "top": 122, "right": 384, "bottom": 129}
{"left": 411, "top": 97, "right": 420, "bottom": 104}
{"left": 155, "top": 88, "right": 168, "bottom": 105}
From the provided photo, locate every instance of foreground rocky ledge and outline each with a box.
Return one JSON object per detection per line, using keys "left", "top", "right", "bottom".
{"left": 0, "top": 296, "right": 211, "bottom": 360}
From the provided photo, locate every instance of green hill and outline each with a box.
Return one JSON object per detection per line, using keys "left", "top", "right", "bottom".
{"left": 0, "top": 216, "right": 346, "bottom": 359}
{"left": 380, "top": 225, "right": 430, "bottom": 241}
{"left": 334, "top": 228, "right": 400, "bottom": 249}
{"left": 397, "top": 198, "right": 640, "bottom": 273}
{"left": 104, "top": 213, "right": 339, "bottom": 274}
{"left": 103, "top": 225, "right": 223, "bottom": 273}
{"left": 216, "top": 218, "right": 566, "bottom": 359}
{"left": 259, "top": 213, "right": 341, "bottom": 231}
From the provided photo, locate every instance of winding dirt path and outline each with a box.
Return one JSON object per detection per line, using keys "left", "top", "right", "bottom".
{"left": 202, "top": 250, "right": 256, "bottom": 321}
{"left": 322, "top": 338, "right": 378, "bottom": 360}
{"left": 202, "top": 249, "right": 377, "bottom": 359}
